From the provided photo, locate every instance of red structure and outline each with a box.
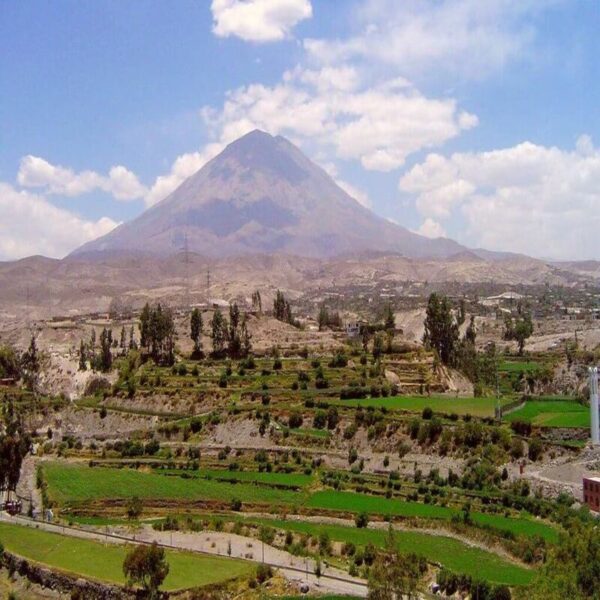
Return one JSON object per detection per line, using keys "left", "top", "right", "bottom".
{"left": 583, "top": 476, "right": 600, "bottom": 511}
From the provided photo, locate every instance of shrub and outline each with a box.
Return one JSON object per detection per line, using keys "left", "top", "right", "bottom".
{"left": 422, "top": 406, "right": 433, "bottom": 420}
{"left": 355, "top": 511, "right": 369, "bottom": 528}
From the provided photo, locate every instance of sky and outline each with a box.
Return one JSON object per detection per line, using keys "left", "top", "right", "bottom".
{"left": 1, "top": 0, "right": 599, "bottom": 261}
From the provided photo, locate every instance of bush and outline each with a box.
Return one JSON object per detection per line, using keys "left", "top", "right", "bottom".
{"left": 528, "top": 437, "right": 543, "bottom": 461}
{"left": 256, "top": 564, "right": 273, "bottom": 584}
{"left": 422, "top": 406, "right": 433, "bottom": 420}
{"left": 355, "top": 511, "right": 369, "bottom": 528}
{"left": 288, "top": 411, "right": 303, "bottom": 429}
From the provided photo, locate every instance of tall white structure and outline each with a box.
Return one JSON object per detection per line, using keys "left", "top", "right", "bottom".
{"left": 590, "top": 367, "right": 600, "bottom": 445}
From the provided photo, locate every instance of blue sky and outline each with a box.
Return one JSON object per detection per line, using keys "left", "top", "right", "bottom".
{"left": 1, "top": 0, "right": 599, "bottom": 260}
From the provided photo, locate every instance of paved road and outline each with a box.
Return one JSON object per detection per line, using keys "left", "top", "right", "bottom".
{"left": 0, "top": 513, "right": 367, "bottom": 597}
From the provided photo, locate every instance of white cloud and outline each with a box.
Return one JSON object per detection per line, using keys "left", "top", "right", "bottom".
{"left": 399, "top": 136, "right": 600, "bottom": 259}
{"left": 0, "top": 183, "right": 118, "bottom": 260}
{"left": 415, "top": 218, "right": 447, "bottom": 239}
{"left": 18, "top": 155, "right": 147, "bottom": 201}
{"left": 200, "top": 66, "right": 477, "bottom": 172}
{"left": 211, "top": 0, "right": 312, "bottom": 42}
{"left": 304, "top": 0, "right": 558, "bottom": 80}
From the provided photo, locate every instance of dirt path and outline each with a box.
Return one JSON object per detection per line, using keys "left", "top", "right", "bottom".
{"left": 0, "top": 514, "right": 367, "bottom": 597}
{"left": 15, "top": 455, "right": 42, "bottom": 514}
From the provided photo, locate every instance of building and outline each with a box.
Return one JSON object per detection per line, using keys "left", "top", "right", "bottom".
{"left": 583, "top": 476, "right": 600, "bottom": 511}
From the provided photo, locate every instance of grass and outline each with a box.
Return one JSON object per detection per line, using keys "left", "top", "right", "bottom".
{"left": 332, "top": 395, "right": 513, "bottom": 417}
{"left": 45, "top": 464, "right": 559, "bottom": 543}
{"left": 246, "top": 517, "right": 534, "bottom": 586}
{"left": 44, "top": 463, "right": 304, "bottom": 506}
{"left": 307, "top": 491, "right": 559, "bottom": 543}
{"left": 504, "top": 398, "right": 588, "bottom": 428}
{"left": 159, "top": 468, "right": 314, "bottom": 489}
{"left": 0, "top": 522, "right": 252, "bottom": 590}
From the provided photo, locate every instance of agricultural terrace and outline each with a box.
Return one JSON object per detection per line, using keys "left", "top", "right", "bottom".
{"left": 504, "top": 396, "right": 589, "bottom": 428}
{"left": 238, "top": 517, "right": 534, "bottom": 585}
{"left": 42, "top": 463, "right": 559, "bottom": 543}
{"left": 332, "top": 395, "right": 514, "bottom": 418}
{"left": 0, "top": 522, "right": 252, "bottom": 590}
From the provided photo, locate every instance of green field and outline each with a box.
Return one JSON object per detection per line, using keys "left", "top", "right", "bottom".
{"left": 307, "top": 491, "right": 559, "bottom": 543}
{"left": 162, "top": 468, "right": 314, "bottom": 489}
{"left": 0, "top": 522, "right": 252, "bottom": 590}
{"left": 504, "top": 398, "right": 588, "bottom": 428}
{"left": 247, "top": 517, "right": 533, "bottom": 585}
{"left": 332, "top": 395, "right": 511, "bottom": 417}
{"left": 45, "top": 464, "right": 558, "bottom": 543}
{"left": 44, "top": 463, "right": 303, "bottom": 506}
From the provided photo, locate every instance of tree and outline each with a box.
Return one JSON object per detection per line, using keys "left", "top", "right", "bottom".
{"left": 0, "top": 397, "right": 31, "bottom": 498}
{"left": 228, "top": 303, "right": 242, "bottom": 358}
{"left": 21, "top": 334, "right": 40, "bottom": 390}
{"left": 98, "top": 328, "right": 113, "bottom": 372}
{"left": 318, "top": 306, "right": 329, "bottom": 332}
{"left": 273, "top": 290, "right": 294, "bottom": 325}
{"left": 138, "top": 304, "right": 176, "bottom": 365}
{"left": 190, "top": 308, "right": 203, "bottom": 357}
{"left": 504, "top": 309, "right": 534, "bottom": 355}
{"left": 368, "top": 530, "right": 425, "bottom": 600}
{"left": 0, "top": 345, "right": 20, "bottom": 380}
{"left": 126, "top": 496, "right": 143, "bottom": 520}
{"left": 240, "top": 314, "right": 252, "bottom": 358}
{"left": 123, "top": 542, "right": 169, "bottom": 599}
{"left": 383, "top": 303, "right": 395, "bottom": 331}
{"left": 423, "top": 293, "right": 459, "bottom": 366}
{"left": 129, "top": 325, "right": 138, "bottom": 351}
{"left": 210, "top": 308, "right": 228, "bottom": 357}
{"left": 78, "top": 340, "right": 87, "bottom": 371}
{"left": 251, "top": 290, "right": 262, "bottom": 313}
{"left": 372, "top": 332, "right": 385, "bottom": 360}
{"left": 119, "top": 326, "right": 127, "bottom": 355}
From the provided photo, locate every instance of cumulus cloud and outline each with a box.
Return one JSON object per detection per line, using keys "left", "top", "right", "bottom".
{"left": 200, "top": 66, "right": 477, "bottom": 172}
{"left": 399, "top": 136, "right": 600, "bottom": 258}
{"left": 0, "top": 183, "right": 118, "bottom": 260}
{"left": 18, "top": 155, "right": 147, "bottom": 201}
{"left": 211, "top": 0, "right": 312, "bottom": 42}
{"left": 305, "top": 0, "right": 557, "bottom": 80}
{"left": 415, "top": 218, "right": 447, "bottom": 239}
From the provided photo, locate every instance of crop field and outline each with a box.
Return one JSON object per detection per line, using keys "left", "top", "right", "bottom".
{"left": 44, "top": 463, "right": 304, "bottom": 506}
{"left": 504, "top": 397, "right": 588, "bottom": 428}
{"left": 161, "top": 468, "right": 314, "bottom": 489}
{"left": 332, "top": 394, "right": 513, "bottom": 417}
{"left": 0, "top": 522, "right": 252, "bottom": 590}
{"left": 45, "top": 464, "right": 558, "bottom": 542}
{"left": 306, "top": 491, "right": 558, "bottom": 542}
{"left": 242, "top": 517, "right": 533, "bottom": 585}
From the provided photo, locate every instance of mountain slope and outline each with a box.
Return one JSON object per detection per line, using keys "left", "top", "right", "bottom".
{"left": 72, "top": 130, "right": 465, "bottom": 259}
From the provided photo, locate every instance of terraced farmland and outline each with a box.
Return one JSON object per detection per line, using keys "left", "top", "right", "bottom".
{"left": 0, "top": 522, "right": 252, "bottom": 590}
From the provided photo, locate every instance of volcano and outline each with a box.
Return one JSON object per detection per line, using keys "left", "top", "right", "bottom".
{"left": 71, "top": 130, "right": 465, "bottom": 259}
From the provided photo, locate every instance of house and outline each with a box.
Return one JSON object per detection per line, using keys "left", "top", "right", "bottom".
{"left": 345, "top": 321, "right": 363, "bottom": 338}
{"left": 583, "top": 476, "right": 600, "bottom": 511}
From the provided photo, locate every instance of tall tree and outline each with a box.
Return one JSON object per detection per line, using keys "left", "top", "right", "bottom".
{"left": 240, "top": 314, "right": 252, "bottom": 357}
{"left": 251, "top": 290, "right": 262, "bottom": 313}
{"left": 99, "top": 328, "right": 113, "bottom": 372}
{"left": 78, "top": 339, "right": 87, "bottom": 371}
{"left": 21, "top": 334, "right": 40, "bottom": 391}
{"left": 383, "top": 303, "right": 395, "bottom": 331}
{"left": 190, "top": 308, "right": 203, "bottom": 357}
{"left": 423, "top": 293, "right": 459, "bottom": 366}
{"left": 228, "top": 303, "right": 242, "bottom": 358}
{"left": 210, "top": 308, "right": 228, "bottom": 357}
{"left": 318, "top": 306, "right": 329, "bottom": 332}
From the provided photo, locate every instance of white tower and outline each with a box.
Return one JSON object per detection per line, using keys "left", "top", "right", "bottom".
{"left": 590, "top": 367, "right": 599, "bottom": 445}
